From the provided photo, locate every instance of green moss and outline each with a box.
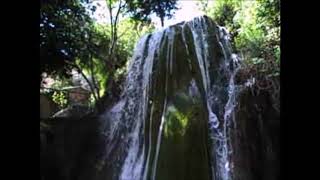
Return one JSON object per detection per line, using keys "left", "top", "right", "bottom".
{"left": 164, "top": 105, "right": 189, "bottom": 137}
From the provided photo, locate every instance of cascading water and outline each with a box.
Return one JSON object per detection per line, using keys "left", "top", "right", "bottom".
{"left": 97, "top": 15, "right": 279, "bottom": 180}
{"left": 185, "top": 17, "right": 242, "bottom": 180}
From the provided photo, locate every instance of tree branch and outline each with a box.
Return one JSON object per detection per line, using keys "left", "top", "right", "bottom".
{"left": 107, "top": 0, "right": 114, "bottom": 54}
{"left": 40, "top": 87, "right": 92, "bottom": 95}
{"left": 89, "top": 54, "right": 100, "bottom": 100}
{"left": 67, "top": 62, "right": 99, "bottom": 102}
{"left": 40, "top": 87, "right": 68, "bottom": 92}
{"left": 109, "top": 0, "right": 125, "bottom": 56}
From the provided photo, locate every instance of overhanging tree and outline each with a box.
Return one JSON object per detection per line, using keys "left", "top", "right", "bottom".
{"left": 124, "top": 0, "right": 179, "bottom": 27}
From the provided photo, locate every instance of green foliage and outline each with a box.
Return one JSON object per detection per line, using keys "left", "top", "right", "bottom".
{"left": 40, "top": 0, "right": 95, "bottom": 77}
{"left": 124, "top": 0, "right": 179, "bottom": 26}
{"left": 51, "top": 76, "right": 73, "bottom": 89}
{"left": 52, "top": 91, "right": 68, "bottom": 108}
{"left": 164, "top": 105, "right": 189, "bottom": 137}
{"left": 40, "top": 0, "right": 156, "bottom": 110}
{"left": 117, "top": 18, "right": 155, "bottom": 57}
{"left": 91, "top": 17, "right": 155, "bottom": 96}
{"left": 40, "top": 75, "right": 72, "bottom": 108}
{"left": 233, "top": 1, "right": 264, "bottom": 52}
{"left": 201, "top": 0, "right": 280, "bottom": 78}
{"left": 40, "top": 0, "right": 115, "bottom": 103}
{"left": 198, "top": 0, "right": 280, "bottom": 112}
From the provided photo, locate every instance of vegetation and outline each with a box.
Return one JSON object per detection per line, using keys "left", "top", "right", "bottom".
{"left": 40, "top": 0, "right": 176, "bottom": 112}
{"left": 40, "top": 1, "right": 280, "bottom": 179}
{"left": 40, "top": 0, "right": 280, "bottom": 113}
{"left": 40, "top": 0, "right": 110, "bottom": 108}
{"left": 125, "top": 0, "right": 179, "bottom": 27}
{"left": 197, "top": 0, "right": 280, "bottom": 111}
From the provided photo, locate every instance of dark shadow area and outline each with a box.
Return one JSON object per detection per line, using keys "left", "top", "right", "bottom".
{"left": 40, "top": 114, "right": 102, "bottom": 180}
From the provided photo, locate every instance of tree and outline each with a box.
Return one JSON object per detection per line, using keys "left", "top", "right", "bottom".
{"left": 40, "top": 0, "right": 157, "bottom": 111}
{"left": 124, "top": 0, "right": 179, "bottom": 27}
{"left": 84, "top": 0, "right": 156, "bottom": 109}
{"left": 198, "top": 0, "right": 280, "bottom": 75}
{"left": 40, "top": 0, "right": 112, "bottom": 106}
{"left": 197, "top": 0, "right": 280, "bottom": 111}
{"left": 40, "top": 0, "right": 92, "bottom": 77}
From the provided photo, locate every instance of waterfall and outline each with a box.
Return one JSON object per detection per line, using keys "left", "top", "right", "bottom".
{"left": 186, "top": 17, "right": 241, "bottom": 180}
{"left": 98, "top": 16, "right": 265, "bottom": 180}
